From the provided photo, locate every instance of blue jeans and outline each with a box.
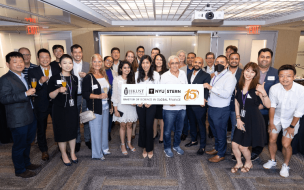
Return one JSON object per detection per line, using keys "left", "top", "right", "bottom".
{"left": 10, "top": 112, "right": 37, "bottom": 174}
{"left": 188, "top": 106, "right": 207, "bottom": 148}
{"left": 163, "top": 109, "right": 186, "bottom": 150}
{"left": 89, "top": 106, "right": 109, "bottom": 158}
{"left": 77, "top": 95, "right": 91, "bottom": 143}
{"left": 230, "top": 111, "right": 237, "bottom": 141}
{"left": 208, "top": 106, "right": 230, "bottom": 157}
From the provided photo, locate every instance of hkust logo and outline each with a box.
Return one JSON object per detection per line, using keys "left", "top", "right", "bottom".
{"left": 184, "top": 89, "right": 199, "bottom": 101}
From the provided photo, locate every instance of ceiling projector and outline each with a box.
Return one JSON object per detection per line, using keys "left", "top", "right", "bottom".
{"left": 191, "top": 4, "right": 224, "bottom": 26}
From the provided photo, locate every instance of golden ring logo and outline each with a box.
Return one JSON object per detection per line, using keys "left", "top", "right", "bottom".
{"left": 184, "top": 89, "right": 199, "bottom": 101}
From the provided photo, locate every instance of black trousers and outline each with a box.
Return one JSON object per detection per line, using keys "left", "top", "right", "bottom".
{"left": 252, "top": 114, "right": 269, "bottom": 156}
{"left": 36, "top": 103, "right": 53, "bottom": 152}
{"left": 188, "top": 106, "right": 207, "bottom": 148}
{"left": 136, "top": 105, "right": 156, "bottom": 152}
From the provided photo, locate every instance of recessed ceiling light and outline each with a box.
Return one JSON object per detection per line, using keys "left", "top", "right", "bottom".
{"left": 156, "top": 34, "right": 159, "bottom": 36}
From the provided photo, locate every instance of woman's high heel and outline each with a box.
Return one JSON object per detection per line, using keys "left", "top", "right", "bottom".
{"left": 127, "top": 141, "right": 136, "bottom": 152}
{"left": 120, "top": 143, "right": 128, "bottom": 155}
{"left": 60, "top": 156, "right": 72, "bottom": 166}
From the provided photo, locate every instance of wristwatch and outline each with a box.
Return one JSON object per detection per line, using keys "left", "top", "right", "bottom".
{"left": 236, "top": 115, "right": 241, "bottom": 120}
{"left": 289, "top": 124, "right": 295, "bottom": 129}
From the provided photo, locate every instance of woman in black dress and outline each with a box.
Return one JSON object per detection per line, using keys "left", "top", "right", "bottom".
{"left": 231, "top": 62, "right": 271, "bottom": 173}
{"left": 152, "top": 54, "right": 168, "bottom": 143}
{"left": 48, "top": 54, "right": 78, "bottom": 166}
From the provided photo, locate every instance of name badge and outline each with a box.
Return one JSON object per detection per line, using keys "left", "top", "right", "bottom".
{"left": 57, "top": 80, "right": 62, "bottom": 84}
{"left": 268, "top": 76, "right": 275, "bottom": 81}
{"left": 92, "top": 84, "right": 98, "bottom": 90}
{"left": 69, "top": 99, "right": 74, "bottom": 107}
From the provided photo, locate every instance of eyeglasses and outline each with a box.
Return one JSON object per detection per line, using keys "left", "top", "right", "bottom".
{"left": 106, "top": 60, "right": 113, "bottom": 63}
{"left": 137, "top": 51, "right": 144, "bottom": 53}
{"left": 22, "top": 54, "right": 31, "bottom": 57}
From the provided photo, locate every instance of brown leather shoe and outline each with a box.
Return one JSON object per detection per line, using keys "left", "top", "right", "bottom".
{"left": 208, "top": 155, "right": 225, "bottom": 163}
{"left": 26, "top": 164, "right": 41, "bottom": 170}
{"left": 206, "top": 149, "right": 218, "bottom": 155}
{"left": 15, "top": 170, "right": 36, "bottom": 178}
{"left": 42, "top": 152, "right": 49, "bottom": 161}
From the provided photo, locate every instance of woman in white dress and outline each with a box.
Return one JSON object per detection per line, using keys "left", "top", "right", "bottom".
{"left": 112, "top": 61, "right": 137, "bottom": 155}
{"left": 124, "top": 50, "right": 139, "bottom": 139}
{"left": 135, "top": 55, "right": 160, "bottom": 159}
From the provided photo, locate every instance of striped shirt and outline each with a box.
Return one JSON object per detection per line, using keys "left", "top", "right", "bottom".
{"left": 22, "top": 63, "right": 38, "bottom": 81}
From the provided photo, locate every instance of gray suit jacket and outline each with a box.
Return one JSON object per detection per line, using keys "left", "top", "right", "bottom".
{"left": 71, "top": 61, "right": 90, "bottom": 75}
{"left": 0, "top": 71, "right": 34, "bottom": 128}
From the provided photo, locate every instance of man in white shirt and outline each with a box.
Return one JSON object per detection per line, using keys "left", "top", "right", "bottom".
{"left": 160, "top": 55, "right": 188, "bottom": 158}
{"left": 71, "top": 44, "right": 91, "bottom": 152}
{"left": 263, "top": 65, "right": 304, "bottom": 178}
{"left": 111, "top": 47, "right": 120, "bottom": 73}
{"left": 203, "top": 55, "right": 237, "bottom": 163}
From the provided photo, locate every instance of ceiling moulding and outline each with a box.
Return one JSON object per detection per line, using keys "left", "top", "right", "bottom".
{"left": 0, "top": 21, "right": 28, "bottom": 26}
{"left": 265, "top": 11, "right": 304, "bottom": 26}
{"left": 39, "top": 0, "right": 112, "bottom": 27}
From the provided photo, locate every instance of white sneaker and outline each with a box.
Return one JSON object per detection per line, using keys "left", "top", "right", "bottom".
{"left": 280, "top": 163, "right": 290, "bottom": 178}
{"left": 263, "top": 160, "right": 277, "bottom": 169}
{"left": 103, "top": 150, "right": 111, "bottom": 155}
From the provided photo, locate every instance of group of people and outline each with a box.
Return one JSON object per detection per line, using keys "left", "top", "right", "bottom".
{"left": 0, "top": 43, "right": 303, "bottom": 180}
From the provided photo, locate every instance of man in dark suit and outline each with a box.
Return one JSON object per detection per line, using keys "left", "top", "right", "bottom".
{"left": 227, "top": 52, "right": 243, "bottom": 161}
{"left": 71, "top": 44, "right": 91, "bottom": 152}
{"left": 0, "top": 52, "right": 40, "bottom": 178}
{"left": 251, "top": 48, "right": 279, "bottom": 161}
{"left": 184, "top": 57, "right": 211, "bottom": 155}
{"left": 28, "top": 48, "right": 60, "bottom": 161}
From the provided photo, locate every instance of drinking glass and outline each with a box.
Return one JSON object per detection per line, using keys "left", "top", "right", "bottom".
{"left": 44, "top": 68, "right": 49, "bottom": 77}
{"left": 31, "top": 78, "right": 38, "bottom": 96}
{"left": 61, "top": 76, "right": 68, "bottom": 94}
{"left": 102, "top": 86, "right": 108, "bottom": 100}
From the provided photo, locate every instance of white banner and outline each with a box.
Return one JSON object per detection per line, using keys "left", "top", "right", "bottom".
{"left": 121, "top": 84, "right": 205, "bottom": 105}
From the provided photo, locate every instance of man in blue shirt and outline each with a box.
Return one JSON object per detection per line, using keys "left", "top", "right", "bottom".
{"left": 18, "top": 47, "right": 38, "bottom": 81}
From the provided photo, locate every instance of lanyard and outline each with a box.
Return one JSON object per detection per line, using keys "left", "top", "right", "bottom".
{"left": 241, "top": 90, "right": 249, "bottom": 109}
{"left": 211, "top": 69, "right": 227, "bottom": 86}
{"left": 66, "top": 76, "right": 73, "bottom": 99}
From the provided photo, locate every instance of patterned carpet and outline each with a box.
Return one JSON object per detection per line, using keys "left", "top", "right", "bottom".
{"left": 1, "top": 119, "right": 304, "bottom": 190}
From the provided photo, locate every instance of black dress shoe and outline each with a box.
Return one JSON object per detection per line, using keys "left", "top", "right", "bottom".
{"left": 26, "top": 164, "right": 41, "bottom": 170}
{"left": 159, "top": 140, "right": 163, "bottom": 144}
{"left": 85, "top": 141, "right": 91, "bottom": 150}
{"left": 108, "top": 133, "right": 111, "bottom": 141}
{"left": 16, "top": 169, "right": 36, "bottom": 178}
{"left": 60, "top": 156, "right": 72, "bottom": 166}
{"left": 197, "top": 148, "right": 205, "bottom": 155}
{"left": 251, "top": 153, "right": 259, "bottom": 161}
{"left": 181, "top": 134, "right": 187, "bottom": 141}
{"left": 75, "top": 143, "right": 81, "bottom": 153}
{"left": 185, "top": 141, "right": 198, "bottom": 147}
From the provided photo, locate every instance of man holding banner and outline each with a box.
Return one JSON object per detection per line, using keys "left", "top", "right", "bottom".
{"left": 160, "top": 55, "right": 188, "bottom": 158}
{"left": 185, "top": 57, "right": 211, "bottom": 155}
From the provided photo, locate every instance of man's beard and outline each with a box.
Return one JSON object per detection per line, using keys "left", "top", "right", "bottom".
{"left": 259, "top": 61, "right": 270, "bottom": 68}
{"left": 229, "top": 64, "right": 238, "bottom": 68}
{"left": 193, "top": 66, "right": 200, "bottom": 71}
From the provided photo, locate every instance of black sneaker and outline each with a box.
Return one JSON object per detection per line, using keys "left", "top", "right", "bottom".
{"left": 251, "top": 154, "right": 259, "bottom": 161}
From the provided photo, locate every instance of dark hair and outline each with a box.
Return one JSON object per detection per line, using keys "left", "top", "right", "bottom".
{"left": 18, "top": 47, "right": 30, "bottom": 53}
{"left": 137, "top": 55, "right": 154, "bottom": 83}
{"left": 151, "top": 47, "right": 160, "bottom": 54}
{"left": 59, "top": 54, "right": 73, "bottom": 64}
{"left": 124, "top": 50, "right": 139, "bottom": 72}
{"left": 70, "top": 44, "right": 82, "bottom": 52}
{"left": 6, "top": 52, "right": 24, "bottom": 63}
{"left": 37, "top": 48, "right": 51, "bottom": 58}
{"left": 136, "top": 46, "right": 145, "bottom": 52}
{"left": 226, "top": 45, "right": 238, "bottom": 53}
{"left": 216, "top": 55, "right": 228, "bottom": 63}
{"left": 205, "top": 52, "right": 215, "bottom": 59}
{"left": 238, "top": 62, "right": 260, "bottom": 90}
{"left": 103, "top": 56, "right": 112, "bottom": 62}
{"left": 152, "top": 54, "right": 168, "bottom": 75}
{"left": 278, "top": 64, "right": 296, "bottom": 75}
{"left": 187, "top": 52, "right": 196, "bottom": 57}
{"left": 118, "top": 60, "right": 135, "bottom": 84}
{"left": 52, "top": 45, "right": 64, "bottom": 52}
{"left": 258, "top": 48, "right": 273, "bottom": 58}
{"left": 111, "top": 47, "right": 120, "bottom": 54}
{"left": 229, "top": 52, "right": 240, "bottom": 59}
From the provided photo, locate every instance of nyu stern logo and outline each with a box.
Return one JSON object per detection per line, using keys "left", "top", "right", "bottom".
{"left": 184, "top": 89, "right": 199, "bottom": 101}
